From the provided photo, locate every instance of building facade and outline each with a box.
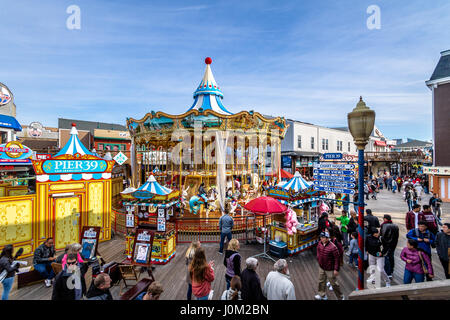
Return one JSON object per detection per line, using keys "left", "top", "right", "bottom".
{"left": 425, "top": 49, "right": 450, "bottom": 202}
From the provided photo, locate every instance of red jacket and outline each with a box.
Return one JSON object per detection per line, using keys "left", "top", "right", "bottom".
{"left": 317, "top": 240, "right": 340, "bottom": 272}
{"left": 405, "top": 210, "right": 424, "bottom": 231}
{"left": 421, "top": 211, "right": 438, "bottom": 234}
{"left": 191, "top": 265, "right": 215, "bottom": 298}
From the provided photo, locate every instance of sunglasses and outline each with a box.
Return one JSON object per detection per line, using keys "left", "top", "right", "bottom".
{"left": 67, "top": 261, "right": 77, "bottom": 265}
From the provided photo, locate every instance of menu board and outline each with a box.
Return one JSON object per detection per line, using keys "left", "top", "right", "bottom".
{"left": 131, "top": 228, "right": 155, "bottom": 266}
{"left": 80, "top": 226, "right": 101, "bottom": 260}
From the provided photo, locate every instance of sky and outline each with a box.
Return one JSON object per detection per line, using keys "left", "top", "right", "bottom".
{"left": 1, "top": 0, "right": 449, "bottom": 142}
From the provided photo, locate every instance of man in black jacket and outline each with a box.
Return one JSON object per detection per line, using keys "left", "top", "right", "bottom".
{"left": 364, "top": 209, "right": 380, "bottom": 230}
{"left": 86, "top": 273, "right": 113, "bottom": 300}
{"left": 380, "top": 214, "right": 399, "bottom": 279}
{"left": 240, "top": 257, "right": 266, "bottom": 301}
{"left": 52, "top": 253, "right": 87, "bottom": 300}
{"left": 33, "top": 238, "right": 56, "bottom": 287}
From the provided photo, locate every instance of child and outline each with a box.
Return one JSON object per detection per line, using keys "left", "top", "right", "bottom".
{"left": 348, "top": 232, "right": 359, "bottom": 267}
{"left": 185, "top": 241, "right": 201, "bottom": 300}
{"left": 61, "top": 243, "right": 84, "bottom": 269}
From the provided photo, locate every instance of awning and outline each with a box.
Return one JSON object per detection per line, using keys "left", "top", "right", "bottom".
{"left": 0, "top": 114, "right": 22, "bottom": 131}
{"left": 374, "top": 140, "right": 387, "bottom": 147}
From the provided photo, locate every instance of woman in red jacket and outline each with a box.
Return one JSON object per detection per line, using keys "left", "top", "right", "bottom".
{"left": 189, "top": 247, "right": 215, "bottom": 300}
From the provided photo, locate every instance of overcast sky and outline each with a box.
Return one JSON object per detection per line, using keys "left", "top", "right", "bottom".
{"left": 1, "top": 0, "right": 449, "bottom": 141}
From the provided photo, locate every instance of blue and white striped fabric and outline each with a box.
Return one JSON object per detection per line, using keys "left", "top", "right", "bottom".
{"left": 187, "top": 61, "right": 233, "bottom": 115}
{"left": 137, "top": 175, "right": 172, "bottom": 196}
{"left": 55, "top": 125, "right": 93, "bottom": 157}
{"left": 281, "top": 172, "right": 312, "bottom": 193}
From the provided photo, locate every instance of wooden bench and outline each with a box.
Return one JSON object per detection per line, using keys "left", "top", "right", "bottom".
{"left": 119, "top": 278, "right": 153, "bottom": 300}
{"left": 348, "top": 279, "right": 450, "bottom": 300}
{"left": 17, "top": 269, "right": 45, "bottom": 289}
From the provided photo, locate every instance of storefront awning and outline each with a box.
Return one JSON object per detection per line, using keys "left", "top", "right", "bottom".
{"left": 0, "top": 114, "right": 22, "bottom": 131}
{"left": 374, "top": 140, "right": 387, "bottom": 147}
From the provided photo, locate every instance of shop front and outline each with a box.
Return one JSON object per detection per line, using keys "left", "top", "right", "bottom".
{"left": 425, "top": 166, "right": 450, "bottom": 202}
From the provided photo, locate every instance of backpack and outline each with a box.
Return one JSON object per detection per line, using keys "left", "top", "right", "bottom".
{"left": 225, "top": 253, "right": 239, "bottom": 278}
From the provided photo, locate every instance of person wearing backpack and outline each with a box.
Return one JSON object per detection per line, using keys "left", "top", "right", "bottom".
{"left": 223, "top": 239, "right": 241, "bottom": 290}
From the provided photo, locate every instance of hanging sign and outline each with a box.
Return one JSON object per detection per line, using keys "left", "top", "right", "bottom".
{"left": 314, "top": 186, "right": 355, "bottom": 194}
{"left": 313, "top": 181, "right": 356, "bottom": 189}
{"left": 0, "top": 141, "right": 33, "bottom": 163}
{"left": 113, "top": 151, "right": 128, "bottom": 165}
{"left": 126, "top": 213, "right": 135, "bottom": 228}
{"left": 313, "top": 163, "right": 355, "bottom": 170}
{"left": 313, "top": 169, "right": 355, "bottom": 176}
{"left": 322, "top": 153, "right": 343, "bottom": 160}
{"left": 314, "top": 175, "right": 356, "bottom": 182}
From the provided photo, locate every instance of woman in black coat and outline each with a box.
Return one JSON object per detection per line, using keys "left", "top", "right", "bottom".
{"left": 0, "top": 245, "right": 20, "bottom": 300}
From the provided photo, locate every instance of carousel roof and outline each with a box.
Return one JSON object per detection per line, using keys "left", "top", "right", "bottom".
{"left": 54, "top": 123, "right": 93, "bottom": 157}
{"left": 282, "top": 171, "right": 312, "bottom": 193}
{"left": 136, "top": 174, "right": 172, "bottom": 196}
{"left": 187, "top": 57, "right": 233, "bottom": 115}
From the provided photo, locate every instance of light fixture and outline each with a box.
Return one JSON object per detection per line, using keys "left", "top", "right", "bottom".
{"left": 347, "top": 97, "right": 376, "bottom": 150}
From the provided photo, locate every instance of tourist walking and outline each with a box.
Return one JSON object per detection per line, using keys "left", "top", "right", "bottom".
{"left": 33, "top": 237, "right": 56, "bottom": 287}
{"left": 263, "top": 259, "right": 296, "bottom": 300}
{"left": 86, "top": 273, "right": 113, "bottom": 300}
{"left": 0, "top": 245, "right": 21, "bottom": 300}
{"left": 189, "top": 247, "right": 215, "bottom": 300}
{"left": 223, "top": 239, "right": 242, "bottom": 290}
{"left": 370, "top": 181, "right": 377, "bottom": 200}
{"left": 391, "top": 178, "right": 397, "bottom": 193}
{"left": 415, "top": 183, "right": 423, "bottom": 202}
{"left": 365, "top": 228, "right": 391, "bottom": 287}
{"left": 336, "top": 210, "right": 350, "bottom": 248}
{"left": 218, "top": 208, "right": 234, "bottom": 254}
{"left": 400, "top": 239, "right": 434, "bottom": 284}
{"left": 429, "top": 193, "right": 443, "bottom": 219}
{"left": 346, "top": 210, "right": 358, "bottom": 236}
{"left": 421, "top": 205, "right": 439, "bottom": 235}
{"left": 185, "top": 241, "right": 201, "bottom": 300}
{"left": 435, "top": 223, "right": 450, "bottom": 279}
{"left": 318, "top": 213, "right": 331, "bottom": 233}
{"left": 364, "top": 183, "right": 369, "bottom": 200}
{"left": 405, "top": 187, "right": 414, "bottom": 211}
{"left": 328, "top": 226, "right": 344, "bottom": 267}
{"left": 221, "top": 275, "right": 242, "bottom": 300}
{"left": 364, "top": 209, "right": 380, "bottom": 230}
{"left": 380, "top": 214, "right": 399, "bottom": 279}
{"left": 315, "top": 231, "right": 344, "bottom": 300}
{"left": 348, "top": 232, "right": 359, "bottom": 268}
{"left": 52, "top": 253, "right": 87, "bottom": 300}
{"left": 405, "top": 204, "right": 424, "bottom": 233}
{"left": 406, "top": 221, "right": 436, "bottom": 281}
{"left": 240, "top": 257, "right": 266, "bottom": 301}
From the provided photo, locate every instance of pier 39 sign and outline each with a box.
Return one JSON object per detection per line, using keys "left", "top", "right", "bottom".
{"left": 42, "top": 159, "right": 108, "bottom": 174}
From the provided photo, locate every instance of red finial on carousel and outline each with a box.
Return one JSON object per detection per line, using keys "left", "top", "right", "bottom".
{"left": 71, "top": 122, "right": 76, "bottom": 127}
{"left": 205, "top": 57, "right": 212, "bottom": 65}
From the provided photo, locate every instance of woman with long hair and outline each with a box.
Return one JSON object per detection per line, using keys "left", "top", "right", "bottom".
{"left": 0, "top": 244, "right": 20, "bottom": 300}
{"left": 185, "top": 241, "right": 201, "bottom": 300}
{"left": 223, "top": 239, "right": 241, "bottom": 290}
{"left": 221, "top": 275, "right": 242, "bottom": 300}
{"left": 189, "top": 247, "right": 215, "bottom": 300}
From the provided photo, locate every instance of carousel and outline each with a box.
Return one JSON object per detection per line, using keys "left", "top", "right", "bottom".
{"left": 125, "top": 57, "right": 289, "bottom": 220}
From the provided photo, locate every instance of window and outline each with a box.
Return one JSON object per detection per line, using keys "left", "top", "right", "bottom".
{"left": 105, "top": 145, "right": 111, "bottom": 151}
{"left": 311, "top": 137, "right": 315, "bottom": 149}
{"left": 337, "top": 140, "right": 343, "bottom": 151}
{"left": 348, "top": 142, "right": 351, "bottom": 152}
{"left": 98, "top": 144, "right": 104, "bottom": 151}
{"left": 297, "top": 135, "right": 302, "bottom": 149}
{"left": 322, "top": 138, "right": 329, "bottom": 150}
{"left": 113, "top": 145, "right": 119, "bottom": 151}
{"left": 122, "top": 144, "right": 126, "bottom": 151}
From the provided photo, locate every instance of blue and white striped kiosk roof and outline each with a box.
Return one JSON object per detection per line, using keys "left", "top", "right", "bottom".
{"left": 282, "top": 172, "right": 312, "bottom": 193}
{"left": 136, "top": 175, "right": 172, "bottom": 196}
{"left": 54, "top": 124, "right": 93, "bottom": 157}
{"left": 186, "top": 57, "right": 233, "bottom": 115}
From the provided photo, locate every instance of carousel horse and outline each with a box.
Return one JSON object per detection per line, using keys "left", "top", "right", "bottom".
{"left": 189, "top": 194, "right": 208, "bottom": 215}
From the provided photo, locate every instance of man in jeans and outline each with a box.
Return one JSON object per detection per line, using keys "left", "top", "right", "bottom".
{"left": 33, "top": 237, "right": 56, "bottom": 287}
{"left": 429, "top": 193, "right": 443, "bottom": 219}
{"left": 380, "top": 214, "right": 399, "bottom": 279}
{"left": 315, "top": 231, "right": 343, "bottom": 300}
{"left": 218, "top": 208, "right": 234, "bottom": 254}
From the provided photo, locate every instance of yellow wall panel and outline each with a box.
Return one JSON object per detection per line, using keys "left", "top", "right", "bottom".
{"left": 50, "top": 183, "right": 85, "bottom": 191}
{"left": 88, "top": 182, "right": 104, "bottom": 228}
{"left": 0, "top": 199, "right": 33, "bottom": 246}
{"left": 54, "top": 197, "right": 80, "bottom": 249}
{"left": 0, "top": 186, "right": 6, "bottom": 197}
{"left": 39, "top": 184, "right": 47, "bottom": 240}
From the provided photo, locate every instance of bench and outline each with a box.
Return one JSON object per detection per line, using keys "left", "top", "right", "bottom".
{"left": 17, "top": 269, "right": 45, "bottom": 289}
{"left": 119, "top": 278, "right": 153, "bottom": 300}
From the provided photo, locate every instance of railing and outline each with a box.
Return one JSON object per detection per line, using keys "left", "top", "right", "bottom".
{"left": 364, "top": 151, "right": 432, "bottom": 163}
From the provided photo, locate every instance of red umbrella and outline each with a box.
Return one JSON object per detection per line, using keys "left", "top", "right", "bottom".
{"left": 243, "top": 196, "right": 287, "bottom": 214}
{"left": 265, "top": 169, "right": 294, "bottom": 179}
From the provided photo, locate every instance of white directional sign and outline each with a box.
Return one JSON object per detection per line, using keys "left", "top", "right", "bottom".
{"left": 314, "top": 175, "right": 355, "bottom": 182}
{"left": 314, "top": 181, "right": 356, "bottom": 189}
{"left": 314, "top": 186, "right": 355, "bottom": 194}
{"left": 313, "top": 163, "right": 355, "bottom": 170}
{"left": 313, "top": 169, "right": 355, "bottom": 176}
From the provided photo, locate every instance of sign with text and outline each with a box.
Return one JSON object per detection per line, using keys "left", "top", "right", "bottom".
{"left": 314, "top": 186, "right": 355, "bottom": 194}
{"left": 314, "top": 175, "right": 355, "bottom": 182}
{"left": 79, "top": 226, "right": 101, "bottom": 260}
{"left": 314, "top": 181, "right": 356, "bottom": 189}
{"left": 322, "top": 153, "right": 343, "bottom": 160}
{"left": 42, "top": 159, "right": 108, "bottom": 174}
{"left": 313, "top": 169, "right": 355, "bottom": 176}
{"left": 314, "top": 163, "right": 355, "bottom": 170}
{"left": 132, "top": 228, "right": 155, "bottom": 266}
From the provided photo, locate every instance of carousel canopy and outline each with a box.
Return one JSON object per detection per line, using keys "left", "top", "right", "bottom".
{"left": 282, "top": 171, "right": 312, "bottom": 193}
{"left": 136, "top": 174, "right": 172, "bottom": 196}
{"left": 54, "top": 123, "right": 93, "bottom": 157}
{"left": 187, "top": 57, "right": 233, "bottom": 115}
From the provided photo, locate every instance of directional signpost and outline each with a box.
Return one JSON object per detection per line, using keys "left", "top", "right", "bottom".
{"left": 313, "top": 153, "right": 357, "bottom": 195}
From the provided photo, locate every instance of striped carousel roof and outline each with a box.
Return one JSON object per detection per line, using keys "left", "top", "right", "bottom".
{"left": 137, "top": 174, "right": 172, "bottom": 196}
{"left": 54, "top": 123, "right": 93, "bottom": 157}
{"left": 282, "top": 171, "right": 312, "bottom": 193}
{"left": 187, "top": 57, "right": 233, "bottom": 115}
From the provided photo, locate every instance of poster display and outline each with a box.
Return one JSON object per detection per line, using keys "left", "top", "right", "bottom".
{"left": 79, "top": 226, "right": 101, "bottom": 260}
{"left": 131, "top": 228, "right": 155, "bottom": 266}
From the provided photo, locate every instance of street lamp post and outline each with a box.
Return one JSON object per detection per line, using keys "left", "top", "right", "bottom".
{"left": 347, "top": 97, "right": 375, "bottom": 290}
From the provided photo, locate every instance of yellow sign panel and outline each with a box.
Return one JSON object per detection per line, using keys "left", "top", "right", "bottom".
{"left": 54, "top": 197, "right": 80, "bottom": 249}
{"left": 50, "top": 183, "right": 85, "bottom": 191}
{"left": 0, "top": 199, "right": 33, "bottom": 246}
